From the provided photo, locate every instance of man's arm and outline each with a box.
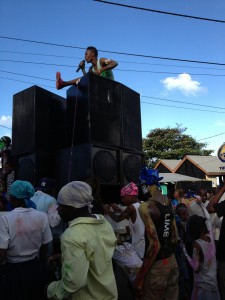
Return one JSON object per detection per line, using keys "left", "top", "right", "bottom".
{"left": 47, "top": 198, "right": 61, "bottom": 228}
{"left": 183, "top": 241, "right": 201, "bottom": 272}
{"left": 99, "top": 58, "right": 118, "bottom": 74}
{"left": 133, "top": 202, "right": 160, "bottom": 292}
{"left": 104, "top": 204, "right": 134, "bottom": 222}
{"left": 47, "top": 239, "right": 89, "bottom": 299}
{"left": 207, "top": 182, "right": 225, "bottom": 213}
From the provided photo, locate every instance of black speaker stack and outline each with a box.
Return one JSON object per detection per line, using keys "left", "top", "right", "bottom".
{"left": 12, "top": 74, "right": 144, "bottom": 202}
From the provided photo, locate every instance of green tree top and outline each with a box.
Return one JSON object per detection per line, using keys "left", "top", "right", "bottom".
{"left": 143, "top": 124, "right": 214, "bottom": 167}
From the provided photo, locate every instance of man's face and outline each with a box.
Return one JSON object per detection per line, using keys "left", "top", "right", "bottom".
{"left": 173, "top": 191, "right": 180, "bottom": 199}
{"left": 85, "top": 49, "right": 95, "bottom": 63}
{"left": 121, "top": 195, "right": 134, "bottom": 206}
{"left": 177, "top": 208, "right": 188, "bottom": 222}
{"left": 198, "top": 189, "right": 207, "bottom": 203}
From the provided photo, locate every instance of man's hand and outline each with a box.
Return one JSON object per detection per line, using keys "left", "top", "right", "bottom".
{"left": 48, "top": 253, "right": 62, "bottom": 268}
{"left": 132, "top": 279, "right": 144, "bottom": 299}
{"left": 194, "top": 195, "right": 202, "bottom": 203}
{"left": 79, "top": 60, "right": 85, "bottom": 69}
{"left": 103, "top": 204, "right": 111, "bottom": 214}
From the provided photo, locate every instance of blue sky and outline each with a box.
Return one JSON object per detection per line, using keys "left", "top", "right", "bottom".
{"left": 1, "top": 0, "right": 225, "bottom": 155}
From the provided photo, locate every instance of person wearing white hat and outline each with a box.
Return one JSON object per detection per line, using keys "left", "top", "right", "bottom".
{"left": 47, "top": 181, "right": 117, "bottom": 300}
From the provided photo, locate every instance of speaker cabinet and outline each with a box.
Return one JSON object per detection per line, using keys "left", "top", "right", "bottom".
{"left": 15, "top": 152, "right": 55, "bottom": 186}
{"left": 121, "top": 151, "right": 144, "bottom": 186}
{"left": 66, "top": 74, "right": 122, "bottom": 148}
{"left": 12, "top": 85, "right": 67, "bottom": 156}
{"left": 66, "top": 73, "right": 142, "bottom": 151}
{"left": 56, "top": 144, "right": 120, "bottom": 190}
{"left": 122, "top": 85, "right": 142, "bottom": 151}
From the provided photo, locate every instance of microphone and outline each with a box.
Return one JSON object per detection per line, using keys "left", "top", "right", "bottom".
{"left": 76, "top": 60, "right": 85, "bottom": 73}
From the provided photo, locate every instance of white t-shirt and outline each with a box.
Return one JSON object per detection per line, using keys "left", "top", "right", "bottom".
{"left": 129, "top": 202, "right": 145, "bottom": 259}
{"left": 31, "top": 191, "right": 61, "bottom": 227}
{"left": 189, "top": 201, "right": 212, "bottom": 231}
{"left": 0, "top": 207, "right": 52, "bottom": 263}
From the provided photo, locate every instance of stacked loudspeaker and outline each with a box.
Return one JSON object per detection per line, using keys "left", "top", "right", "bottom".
{"left": 12, "top": 74, "right": 144, "bottom": 201}
{"left": 12, "top": 86, "right": 67, "bottom": 184}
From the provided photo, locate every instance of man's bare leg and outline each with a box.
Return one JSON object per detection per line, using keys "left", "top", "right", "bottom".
{"left": 56, "top": 72, "right": 80, "bottom": 90}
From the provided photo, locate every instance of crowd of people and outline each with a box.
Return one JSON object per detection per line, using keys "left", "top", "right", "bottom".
{"left": 2, "top": 46, "right": 225, "bottom": 299}
{"left": 0, "top": 144, "right": 225, "bottom": 300}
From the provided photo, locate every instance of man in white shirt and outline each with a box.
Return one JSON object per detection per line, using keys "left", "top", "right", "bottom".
{"left": 0, "top": 180, "right": 52, "bottom": 300}
{"left": 31, "top": 177, "right": 61, "bottom": 228}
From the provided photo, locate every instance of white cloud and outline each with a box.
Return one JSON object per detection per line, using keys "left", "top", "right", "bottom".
{"left": 0, "top": 115, "right": 12, "bottom": 138}
{"left": 0, "top": 115, "right": 12, "bottom": 128}
{"left": 213, "top": 120, "right": 225, "bottom": 127}
{"left": 160, "top": 73, "right": 206, "bottom": 96}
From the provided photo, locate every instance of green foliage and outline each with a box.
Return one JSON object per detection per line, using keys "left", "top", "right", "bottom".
{"left": 143, "top": 124, "right": 214, "bottom": 167}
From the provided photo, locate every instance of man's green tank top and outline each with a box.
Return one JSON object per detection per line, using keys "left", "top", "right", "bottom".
{"left": 91, "top": 59, "right": 114, "bottom": 80}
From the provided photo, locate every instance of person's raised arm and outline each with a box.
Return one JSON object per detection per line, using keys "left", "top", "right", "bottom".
{"left": 133, "top": 202, "right": 160, "bottom": 295}
{"left": 207, "top": 182, "right": 225, "bottom": 213}
{"left": 103, "top": 203, "right": 133, "bottom": 222}
{"left": 99, "top": 58, "right": 118, "bottom": 74}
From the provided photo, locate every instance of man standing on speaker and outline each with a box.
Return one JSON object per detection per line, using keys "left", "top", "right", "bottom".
{"left": 56, "top": 46, "right": 118, "bottom": 90}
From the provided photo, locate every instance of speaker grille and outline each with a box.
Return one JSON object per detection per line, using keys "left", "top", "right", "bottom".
{"left": 93, "top": 150, "right": 117, "bottom": 183}
{"left": 123, "top": 154, "right": 142, "bottom": 183}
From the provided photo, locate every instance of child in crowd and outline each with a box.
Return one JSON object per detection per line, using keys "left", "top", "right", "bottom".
{"left": 183, "top": 215, "right": 220, "bottom": 300}
{"left": 175, "top": 203, "right": 192, "bottom": 300}
{"left": 171, "top": 189, "right": 185, "bottom": 210}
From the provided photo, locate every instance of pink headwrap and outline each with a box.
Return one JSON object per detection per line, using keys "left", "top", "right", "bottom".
{"left": 120, "top": 182, "right": 138, "bottom": 197}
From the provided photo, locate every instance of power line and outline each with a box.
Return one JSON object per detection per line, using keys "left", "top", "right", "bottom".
{"left": 142, "top": 96, "right": 225, "bottom": 110}
{"left": 0, "top": 59, "right": 75, "bottom": 68}
{"left": 117, "top": 69, "right": 225, "bottom": 77}
{"left": 94, "top": 0, "right": 225, "bottom": 23}
{"left": 0, "top": 50, "right": 81, "bottom": 60}
{"left": 1, "top": 35, "right": 225, "bottom": 66}
{"left": 0, "top": 125, "right": 12, "bottom": 130}
{"left": 1, "top": 60, "right": 225, "bottom": 77}
{"left": 197, "top": 132, "right": 225, "bottom": 141}
{"left": 0, "top": 70, "right": 54, "bottom": 82}
{"left": 0, "top": 76, "right": 54, "bottom": 89}
{"left": 1, "top": 50, "right": 225, "bottom": 71}
{"left": 141, "top": 101, "right": 224, "bottom": 114}
{"left": 0, "top": 35, "right": 85, "bottom": 50}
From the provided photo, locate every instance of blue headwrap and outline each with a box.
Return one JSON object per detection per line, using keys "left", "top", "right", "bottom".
{"left": 9, "top": 180, "right": 36, "bottom": 209}
{"left": 139, "top": 168, "right": 163, "bottom": 187}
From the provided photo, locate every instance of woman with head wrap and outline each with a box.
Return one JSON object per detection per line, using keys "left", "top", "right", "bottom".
{"left": 47, "top": 181, "right": 118, "bottom": 300}
{"left": 104, "top": 182, "right": 145, "bottom": 260}
{"left": 0, "top": 180, "right": 53, "bottom": 300}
